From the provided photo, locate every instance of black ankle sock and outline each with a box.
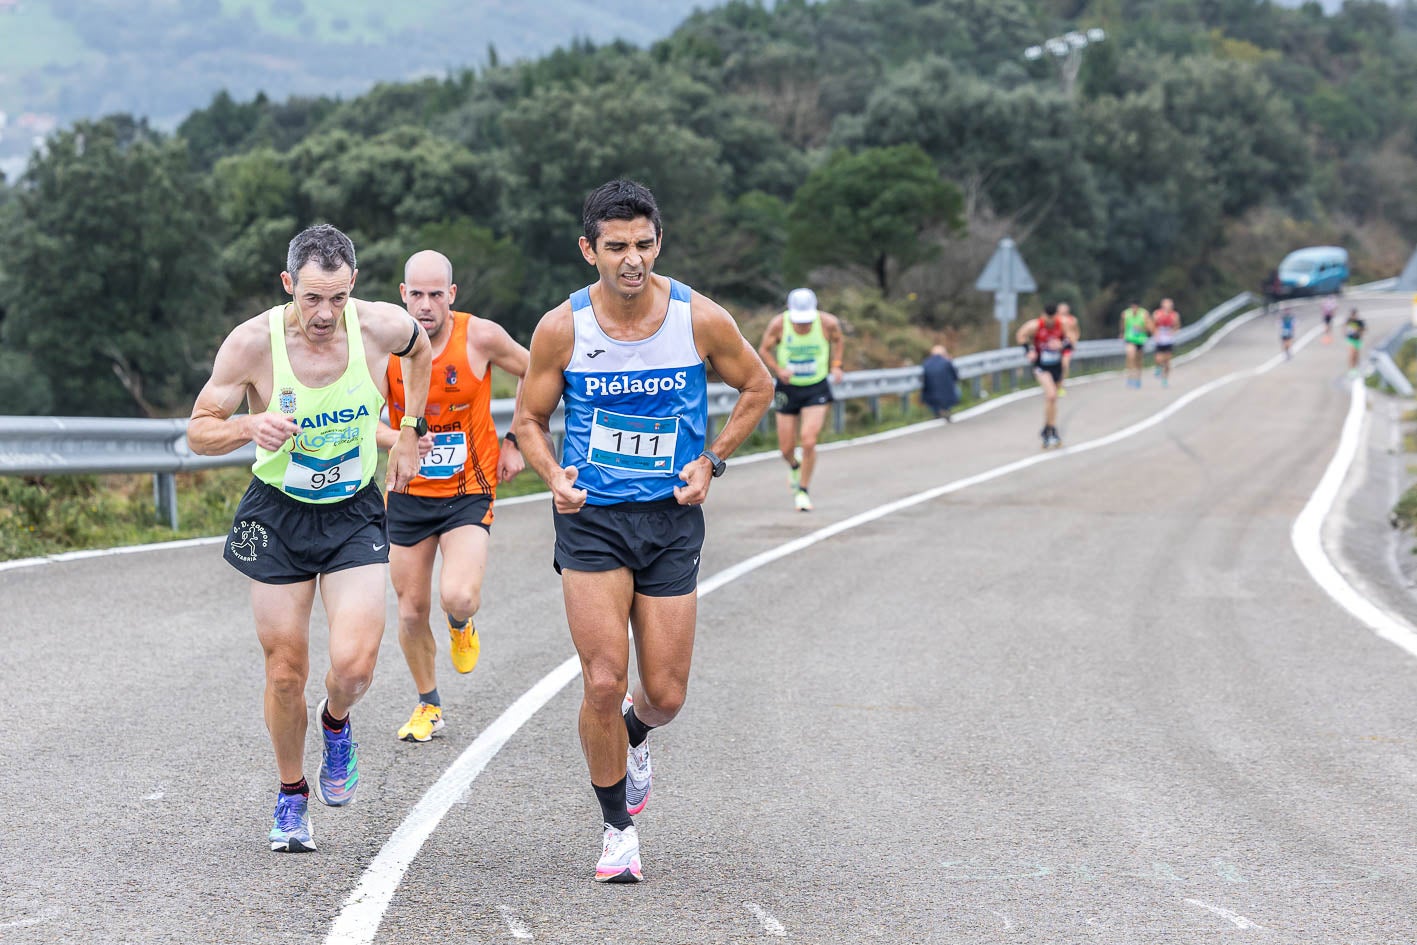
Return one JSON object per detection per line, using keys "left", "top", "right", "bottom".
{"left": 280, "top": 778, "right": 309, "bottom": 797}
{"left": 623, "top": 705, "right": 654, "bottom": 749}
{"left": 419, "top": 688, "right": 441, "bottom": 708}
{"left": 321, "top": 705, "right": 347, "bottom": 732}
{"left": 448, "top": 614, "right": 470, "bottom": 630}
{"left": 593, "top": 777, "right": 633, "bottom": 830}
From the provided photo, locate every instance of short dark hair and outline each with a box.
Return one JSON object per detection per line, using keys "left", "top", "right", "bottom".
{"left": 1043, "top": 303, "right": 1058, "bottom": 316}
{"left": 287, "top": 224, "right": 356, "bottom": 280}
{"left": 582, "top": 179, "right": 662, "bottom": 248}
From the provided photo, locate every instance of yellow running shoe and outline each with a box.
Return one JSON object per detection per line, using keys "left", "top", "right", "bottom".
{"left": 449, "top": 618, "right": 480, "bottom": 675}
{"left": 398, "top": 703, "right": 444, "bottom": 742}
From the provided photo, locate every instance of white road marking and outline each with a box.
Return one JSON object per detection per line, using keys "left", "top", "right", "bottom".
{"left": 1, "top": 306, "right": 1273, "bottom": 570}
{"left": 1290, "top": 377, "right": 1417, "bottom": 658}
{"left": 142, "top": 789, "right": 165, "bottom": 801}
{"left": 497, "top": 904, "right": 534, "bottom": 940}
{"left": 325, "top": 657, "right": 581, "bottom": 945}
{"left": 0, "top": 915, "right": 51, "bottom": 930}
{"left": 991, "top": 910, "right": 1014, "bottom": 930}
{"left": 743, "top": 902, "right": 788, "bottom": 937}
{"left": 324, "top": 317, "right": 1314, "bottom": 945}
{"left": 0, "top": 535, "right": 225, "bottom": 573}
{"left": 1184, "top": 898, "right": 1264, "bottom": 930}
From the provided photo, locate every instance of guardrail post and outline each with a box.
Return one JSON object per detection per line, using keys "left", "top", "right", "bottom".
{"left": 900, "top": 392, "right": 911, "bottom": 416}
{"left": 153, "top": 472, "right": 179, "bottom": 530}
{"left": 972, "top": 376, "right": 983, "bottom": 399}
{"left": 832, "top": 401, "right": 845, "bottom": 434}
{"left": 868, "top": 396, "right": 881, "bottom": 423}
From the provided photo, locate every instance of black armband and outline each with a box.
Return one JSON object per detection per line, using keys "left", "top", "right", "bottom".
{"left": 394, "top": 320, "right": 421, "bottom": 358}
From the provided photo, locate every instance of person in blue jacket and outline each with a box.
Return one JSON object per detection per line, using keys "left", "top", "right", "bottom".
{"left": 920, "top": 344, "right": 960, "bottom": 421}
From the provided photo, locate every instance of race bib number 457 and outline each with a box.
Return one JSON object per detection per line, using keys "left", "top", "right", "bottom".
{"left": 588, "top": 408, "right": 678, "bottom": 475}
{"left": 419, "top": 431, "right": 467, "bottom": 480}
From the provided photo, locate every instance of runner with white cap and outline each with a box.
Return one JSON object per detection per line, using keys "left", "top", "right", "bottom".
{"left": 757, "top": 288, "right": 846, "bottom": 511}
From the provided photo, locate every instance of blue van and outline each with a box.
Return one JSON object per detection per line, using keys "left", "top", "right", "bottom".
{"left": 1274, "top": 246, "right": 1349, "bottom": 298}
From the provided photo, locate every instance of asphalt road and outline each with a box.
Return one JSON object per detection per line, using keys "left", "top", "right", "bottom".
{"left": 2, "top": 295, "right": 1415, "bottom": 945}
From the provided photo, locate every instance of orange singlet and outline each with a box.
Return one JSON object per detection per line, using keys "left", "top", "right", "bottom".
{"left": 387, "top": 311, "right": 502, "bottom": 499}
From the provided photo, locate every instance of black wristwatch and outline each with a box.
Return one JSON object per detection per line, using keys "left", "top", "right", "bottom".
{"left": 503, "top": 431, "right": 519, "bottom": 449}
{"left": 400, "top": 415, "right": 428, "bottom": 437}
{"left": 700, "top": 449, "right": 727, "bottom": 478}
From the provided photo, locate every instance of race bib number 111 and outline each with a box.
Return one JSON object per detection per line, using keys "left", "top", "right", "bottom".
{"left": 589, "top": 408, "right": 678, "bottom": 475}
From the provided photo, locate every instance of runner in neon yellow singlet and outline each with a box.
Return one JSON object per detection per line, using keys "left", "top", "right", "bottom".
{"left": 188, "top": 224, "right": 432, "bottom": 853}
{"left": 1120, "top": 302, "right": 1152, "bottom": 388}
{"left": 758, "top": 288, "right": 846, "bottom": 511}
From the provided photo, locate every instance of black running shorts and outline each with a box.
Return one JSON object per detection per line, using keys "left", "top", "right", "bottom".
{"left": 386, "top": 491, "right": 494, "bottom": 546}
{"left": 1155, "top": 343, "right": 1174, "bottom": 354}
{"left": 1034, "top": 361, "right": 1063, "bottom": 384}
{"left": 773, "top": 378, "right": 834, "bottom": 416}
{"left": 553, "top": 497, "right": 704, "bottom": 597}
{"left": 223, "top": 478, "right": 389, "bottom": 585}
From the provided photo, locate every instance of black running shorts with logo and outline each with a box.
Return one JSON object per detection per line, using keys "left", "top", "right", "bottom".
{"left": 553, "top": 497, "right": 705, "bottom": 597}
{"left": 773, "top": 378, "right": 834, "bottom": 416}
{"left": 223, "top": 478, "right": 389, "bottom": 585}
{"left": 1034, "top": 361, "right": 1063, "bottom": 384}
{"left": 386, "top": 491, "right": 494, "bottom": 546}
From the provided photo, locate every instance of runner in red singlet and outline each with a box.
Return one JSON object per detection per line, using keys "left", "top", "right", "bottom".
{"left": 1017, "top": 303, "right": 1069, "bottom": 449}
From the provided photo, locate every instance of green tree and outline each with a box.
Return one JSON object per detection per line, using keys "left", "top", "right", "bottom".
{"left": 785, "top": 145, "right": 964, "bottom": 296}
{"left": 0, "top": 118, "right": 227, "bottom": 416}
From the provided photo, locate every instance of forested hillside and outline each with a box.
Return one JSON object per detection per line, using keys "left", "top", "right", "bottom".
{"left": 2, "top": 0, "right": 1415, "bottom": 416}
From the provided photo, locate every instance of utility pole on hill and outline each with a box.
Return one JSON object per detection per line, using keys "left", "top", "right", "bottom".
{"left": 1024, "top": 28, "right": 1106, "bottom": 99}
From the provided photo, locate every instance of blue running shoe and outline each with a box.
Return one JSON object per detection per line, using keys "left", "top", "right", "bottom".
{"left": 314, "top": 697, "right": 359, "bottom": 807}
{"left": 269, "top": 791, "right": 316, "bottom": 852}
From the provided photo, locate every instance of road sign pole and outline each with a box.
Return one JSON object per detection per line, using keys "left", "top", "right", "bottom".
{"left": 994, "top": 291, "right": 1019, "bottom": 350}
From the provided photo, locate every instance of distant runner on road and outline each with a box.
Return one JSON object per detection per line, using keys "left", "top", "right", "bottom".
{"left": 1120, "top": 301, "right": 1151, "bottom": 389}
{"left": 1321, "top": 294, "right": 1338, "bottom": 344}
{"left": 515, "top": 180, "right": 773, "bottom": 884}
{"left": 1279, "top": 307, "right": 1297, "bottom": 360}
{"left": 187, "top": 224, "right": 432, "bottom": 853}
{"left": 758, "top": 288, "right": 846, "bottom": 512}
{"left": 1151, "top": 298, "right": 1181, "bottom": 387}
{"left": 1056, "top": 302, "right": 1080, "bottom": 395}
{"left": 1017, "top": 303, "right": 1069, "bottom": 449}
{"left": 379, "top": 250, "right": 529, "bottom": 744}
{"left": 1345, "top": 308, "right": 1366, "bottom": 374}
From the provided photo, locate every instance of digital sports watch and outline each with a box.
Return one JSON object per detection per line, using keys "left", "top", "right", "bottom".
{"left": 700, "top": 450, "right": 727, "bottom": 478}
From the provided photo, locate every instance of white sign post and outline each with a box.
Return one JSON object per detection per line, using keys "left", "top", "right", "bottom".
{"left": 975, "top": 237, "right": 1038, "bottom": 350}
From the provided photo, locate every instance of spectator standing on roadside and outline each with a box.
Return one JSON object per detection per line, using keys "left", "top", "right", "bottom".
{"left": 920, "top": 344, "right": 960, "bottom": 421}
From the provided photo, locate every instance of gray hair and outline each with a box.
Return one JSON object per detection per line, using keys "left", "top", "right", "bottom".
{"left": 287, "top": 224, "right": 356, "bottom": 281}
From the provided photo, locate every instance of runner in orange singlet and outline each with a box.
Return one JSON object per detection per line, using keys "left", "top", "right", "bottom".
{"left": 380, "top": 250, "right": 529, "bottom": 742}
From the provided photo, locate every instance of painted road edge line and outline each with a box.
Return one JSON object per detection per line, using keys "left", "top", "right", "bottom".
{"left": 1, "top": 306, "right": 1272, "bottom": 572}
{"left": 1290, "top": 377, "right": 1417, "bottom": 659}
{"left": 324, "top": 321, "right": 1294, "bottom": 945}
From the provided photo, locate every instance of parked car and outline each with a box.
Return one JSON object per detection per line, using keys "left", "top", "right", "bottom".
{"left": 1272, "top": 246, "right": 1349, "bottom": 299}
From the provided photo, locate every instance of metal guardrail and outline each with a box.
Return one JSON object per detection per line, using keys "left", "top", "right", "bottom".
{"left": 0, "top": 290, "right": 1257, "bottom": 529}
{"left": 1371, "top": 323, "right": 1414, "bottom": 397}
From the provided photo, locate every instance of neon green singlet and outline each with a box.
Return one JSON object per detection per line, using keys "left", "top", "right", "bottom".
{"left": 1122, "top": 306, "right": 1150, "bottom": 345}
{"left": 251, "top": 302, "right": 384, "bottom": 503}
{"left": 776, "top": 314, "right": 829, "bottom": 386}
